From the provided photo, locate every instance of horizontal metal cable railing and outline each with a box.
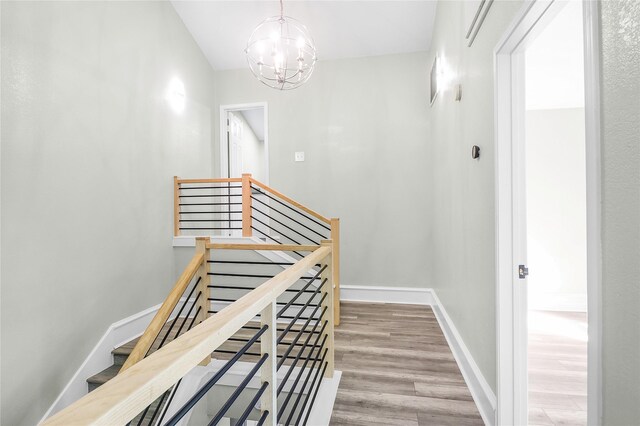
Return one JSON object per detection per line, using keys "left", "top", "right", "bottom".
{"left": 174, "top": 177, "right": 243, "bottom": 236}
{"left": 173, "top": 174, "right": 342, "bottom": 325}
{"left": 41, "top": 241, "right": 335, "bottom": 426}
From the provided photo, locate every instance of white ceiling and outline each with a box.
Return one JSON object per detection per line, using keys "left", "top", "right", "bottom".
{"left": 171, "top": 1, "right": 438, "bottom": 70}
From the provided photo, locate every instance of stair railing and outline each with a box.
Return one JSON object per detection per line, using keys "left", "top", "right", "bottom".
{"left": 174, "top": 174, "right": 341, "bottom": 325}
{"left": 41, "top": 241, "right": 335, "bottom": 426}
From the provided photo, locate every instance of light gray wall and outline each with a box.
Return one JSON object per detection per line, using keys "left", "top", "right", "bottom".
{"left": 0, "top": 2, "right": 214, "bottom": 424}
{"left": 214, "top": 52, "right": 431, "bottom": 289}
{"left": 525, "top": 108, "right": 587, "bottom": 311}
{"left": 426, "top": 0, "right": 522, "bottom": 391}
{"left": 600, "top": 0, "right": 640, "bottom": 423}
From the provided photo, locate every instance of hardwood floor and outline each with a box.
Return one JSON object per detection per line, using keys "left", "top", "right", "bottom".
{"left": 329, "top": 302, "right": 483, "bottom": 426}
{"left": 528, "top": 310, "right": 587, "bottom": 426}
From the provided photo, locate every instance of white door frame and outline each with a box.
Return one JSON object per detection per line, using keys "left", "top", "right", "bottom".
{"left": 494, "top": 1, "right": 602, "bottom": 425}
{"left": 219, "top": 102, "right": 270, "bottom": 184}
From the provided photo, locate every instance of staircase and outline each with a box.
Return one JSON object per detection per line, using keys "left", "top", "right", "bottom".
{"left": 41, "top": 175, "right": 340, "bottom": 426}
{"left": 87, "top": 320, "right": 321, "bottom": 392}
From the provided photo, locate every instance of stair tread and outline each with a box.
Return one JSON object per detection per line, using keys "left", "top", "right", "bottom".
{"left": 112, "top": 339, "right": 138, "bottom": 355}
{"left": 87, "top": 364, "right": 121, "bottom": 385}
{"left": 90, "top": 318, "right": 323, "bottom": 389}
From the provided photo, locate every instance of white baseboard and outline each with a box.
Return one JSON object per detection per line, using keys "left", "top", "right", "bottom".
{"left": 429, "top": 290, "right": 496, "bottom": 426}
{"left": 528, "top": 292, "right": 587, "bottom": 312}
{"left": 340, "top": 285, "right": 433, "bottom": 305}
{"left": 39, "top": 303, "right": 163, "bottom": 423}
{"left": 41, "top": 299, "right": 313, "bottom": 423}
{"left": 340, "top": 286, "right": 495, "bottom": 425}
{"left": 42, "top": 285, "right": 493, "bottom": 426}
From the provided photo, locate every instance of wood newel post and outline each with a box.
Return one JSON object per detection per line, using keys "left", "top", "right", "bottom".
{"left": 260, "top": 301, "right": 277, "bottom": 425}
{"left": 195, "top": 237, "right": 211, "bottom": 365}
{"left": 174, "top": 176, "right": 180, "bottom": 236}
{"left": 330, "top": 218, "right": 340, "bottom": 326}
{"left": 320, "top": 240, "right": 335, "bottom": 378}
{"left": 242, "top": 173, "right": 252, "bottom": 237}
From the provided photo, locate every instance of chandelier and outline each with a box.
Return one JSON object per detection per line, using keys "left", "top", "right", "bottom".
{"left": 245, "top": 0, "right": 317, "bottom": 90}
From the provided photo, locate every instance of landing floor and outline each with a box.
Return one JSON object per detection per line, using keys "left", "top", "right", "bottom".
{"left": 329, "top": 302, "right": 483, "bottom": 426}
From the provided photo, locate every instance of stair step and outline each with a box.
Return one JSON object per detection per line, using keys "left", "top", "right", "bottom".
{"left": 112, "top": 339, "right": 138, "bottom": 366}
{"left": 86, "top": 317, "right": 322, "bottom": 393}
{"left": 87, "top": 364, "right": 121, "bottom": 392}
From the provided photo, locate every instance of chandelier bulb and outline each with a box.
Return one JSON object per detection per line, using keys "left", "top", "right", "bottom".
{"left": 245, "top": 0, "right": 317, "bottom": 90}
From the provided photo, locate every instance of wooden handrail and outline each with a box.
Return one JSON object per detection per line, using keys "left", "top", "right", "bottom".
{"left": 41, "top": 246, "right": 331, "bottom": 426}
{"left": 241, "top": 174, "right": 252, "bottom": 237}
{"left": 177, "top": 177, "right": 242, "bottom": 184}
{"left": 173, "top": 176, "right": 180, "bottom": 236}
{"left": 119, "top": 251, "right": 205, "bottom": 372}
{"left": 250, "top": 178, "right": 331, "bottom": 225}
{"left": 206, "top": 242, "right": 320, "bottom": 252}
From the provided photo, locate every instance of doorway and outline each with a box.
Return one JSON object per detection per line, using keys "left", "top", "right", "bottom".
{"left": 219, "top": 103, "right": 269, "bottom": 236}
{"left": 219, "top": 103, "right": 269, "bottom": 182}
{"left": 495, "top": 1, "right": 602, "bottom": 425}
{"left": 525, "top": 2, "right": 587, "bottom": 424}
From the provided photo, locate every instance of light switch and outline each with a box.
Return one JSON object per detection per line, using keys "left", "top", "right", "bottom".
{"left": 295, "top": 152, "right": 305, "bottom": 162}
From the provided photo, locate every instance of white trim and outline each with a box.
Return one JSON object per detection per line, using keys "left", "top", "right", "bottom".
{"left": 305, "top": 370, "right": 342, "bottom": 425}
{"left": 494, "top": 1, "right": 602, "bottom": 424}
{"left": 39, "top": 304, "right": 163, "bottom": 423}
{"left": 41, "top": 287, "right": 493, "bottom": 425}
{"left": 41, "top": 299, "right": 310, "bottom": 424}
{"left": 219, "top": 102, "right": 269, "bottom": 184}
{"left": 583, "top": 0, "right": 603, "bottom": 423}
{"left": 338, "top": 286, "right": 495, "bottom": 424}
{"left": 429, "top": 290, "right": 497, "bottom": 426}
{"left": 340, "top": 285, "right": 433, "bottom": 305}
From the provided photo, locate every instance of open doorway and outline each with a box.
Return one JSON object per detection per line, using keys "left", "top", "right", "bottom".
{"left": 218, "top": 103, "right": 269, "bottom": 236}
{"left": 495, "top": 1, "right": 601, "bottom": 424}
{"left": 219, "top": 103, "right": 269, "bottom": 182}
{"left": 524, "top": 2, "right": 587, "bottom": 424}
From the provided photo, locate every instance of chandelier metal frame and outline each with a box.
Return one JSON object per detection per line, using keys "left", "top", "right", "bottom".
{"left": 245, "top": 0, "right": 317, "bottom": 90}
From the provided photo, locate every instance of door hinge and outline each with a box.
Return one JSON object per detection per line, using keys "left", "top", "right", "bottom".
{"left": 518, "top": 265, "right": 529, "bottom": 279}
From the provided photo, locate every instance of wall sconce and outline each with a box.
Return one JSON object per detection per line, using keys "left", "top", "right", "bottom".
{"left": 166, "top": 77, "right": 186, "bottom": 114}
{"left": 455, "top": 84, "right": 463, "bottom": 101}
{"left": 436, "top": 57, "right": 453, "bottom": 92}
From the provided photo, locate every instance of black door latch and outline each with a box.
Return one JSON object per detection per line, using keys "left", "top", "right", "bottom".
{"left": 518, "top": 265, "right": 529, "bottom": 279}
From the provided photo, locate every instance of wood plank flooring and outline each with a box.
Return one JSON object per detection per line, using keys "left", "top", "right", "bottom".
{"left": 528, "top": 310, "right": 587, "bottom": 426}
{"left": 330, "top": 302, "right": 483, "bottom": 426}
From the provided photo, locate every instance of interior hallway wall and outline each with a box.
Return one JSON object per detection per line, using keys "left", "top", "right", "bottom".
{"left": 426, "top": 0, "right": 522, "bottom": 392}
{"left": 214, "top": 52, "right": 431, "bottom": 290}
{"left": 0, "top": 2, "right": 214, "bottom": 424}
{"left": 600, "top": 0, "right": 640, "bottom": 423}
